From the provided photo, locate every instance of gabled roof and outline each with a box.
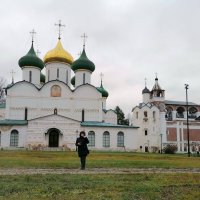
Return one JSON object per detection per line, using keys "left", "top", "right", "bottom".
{"left": 28, "top": 113, "right": 81, "bottom": 123}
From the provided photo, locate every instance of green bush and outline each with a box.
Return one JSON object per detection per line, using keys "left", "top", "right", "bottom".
{"left": 163, "top": 144, "right": 177, "bottom": 154}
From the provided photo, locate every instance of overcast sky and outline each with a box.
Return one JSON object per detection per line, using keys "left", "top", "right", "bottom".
{"left": 0, "top": 0, "right": 199, "bottom": 115}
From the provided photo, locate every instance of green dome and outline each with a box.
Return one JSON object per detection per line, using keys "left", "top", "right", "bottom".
{"left": 71, "top": 48, "right": 95, "bottom": 72}
{"left": 96, "top": 82, "right": 109, "bottom": 98}
{"left": 71, "top": 76, "right": 75, "bottom": 86}
{"left": 40, "top": 73, "right": 45, "bottom": 83}
{"left": 18, "top": 43, "right": 44, "bottom": 70}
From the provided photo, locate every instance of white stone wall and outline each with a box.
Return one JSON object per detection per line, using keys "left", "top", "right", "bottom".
{"left": 131, "top": 105, "right": 161, "bottom": 152}
{"left": 143, "top": 93, "right": 150, "bottom": 104}
{"left": 6, "top": 82, "right": 103, "bottom": 122}
{"left": 103, "top": 110, "right": 117, "bottom": 124}
{"left": 22, "top": 67, "right": 41, "bottom": 86}
{"left": 75, "top": 70, "right": 91, "bottom": 87}
{"left": 0, "top": 108, "right": 5, "bottom": 120}
{"left": 0, "top": 114, "right": 138, "bottom": 151}
{"left": 45, "top": 62, "right": 71, "bottom": 85}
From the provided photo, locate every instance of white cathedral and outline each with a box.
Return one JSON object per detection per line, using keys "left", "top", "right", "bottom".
{"left": 0, "top": 29, "right": 139, "bottom": 151}
{"left": 0, "top": 26, "right": 200, "bottom": 153}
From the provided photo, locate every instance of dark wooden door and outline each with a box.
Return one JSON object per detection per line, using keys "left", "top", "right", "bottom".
{"left": 49, "top": 130, "right": 59, "bottom": 147}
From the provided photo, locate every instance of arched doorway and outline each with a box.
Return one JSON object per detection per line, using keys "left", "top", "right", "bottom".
{"left": 48, "top": 128, "right": 60, "bottom": 147}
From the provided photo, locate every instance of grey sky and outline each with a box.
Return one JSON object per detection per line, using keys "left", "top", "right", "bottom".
{"left": 0, "top": 0, "right": 199, "bottom": 115}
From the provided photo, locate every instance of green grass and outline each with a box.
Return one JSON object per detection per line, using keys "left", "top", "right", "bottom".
{"left": 0, "top": 173, "right": 199, "bottom": 200}
{"left": 0, "top": 151, "right": 199, "bottom": 169}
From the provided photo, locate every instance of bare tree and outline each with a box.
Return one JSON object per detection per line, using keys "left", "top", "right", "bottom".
{"left": 0, "top": 76, "right": 6, "bottom": 99}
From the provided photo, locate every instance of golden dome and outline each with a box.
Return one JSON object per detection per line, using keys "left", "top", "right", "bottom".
{"left": 44, "top": 40, "right": 73, "bottom": 64}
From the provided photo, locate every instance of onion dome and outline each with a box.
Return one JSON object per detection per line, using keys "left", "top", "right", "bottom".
{"left": 96, "top": 82, "right": 109, "bottom": 98}
{"left": 18, "top": 43, "right": 44, "bottom": 70}
{"left": 40, "top": 73, "right": 45, "bottom": 83}
{"left": 71, "top": 48, "right": 95, "bottom": 72}
{"left": 142, "top": 86, "right": 150, "bottom": 94}
{"left": 44, "top": 40, "right": 73, "bottom": 64}
{"left": 71, "top": 76, "right": 75, "bottom": 86}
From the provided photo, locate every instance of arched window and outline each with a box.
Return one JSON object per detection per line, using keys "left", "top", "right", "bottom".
{"left": 29, "top": 71, "right": 32, "bottom": 83}
{"left": 83, "top": 73, "right": 86, "bottom": 84}
{"left": 189, "top": 107, "right": 198, "bottom": 118}
{"left": 176, "top": 107, "right": 185, "bottom": 118}
{"left": 103, "top": 131, "right": 110, "bottom": 147}
{"left": 117, "top": 132, "right": 124, "bottom": 147}
{"left": 10, "top": 130, "right": 19, "bottom": 147}
{"left": 57, "top": 68, "right": 59, "bottom": 79}
{"left": 166, "top": 106, "right": 173, "bottom": 120}
{"left": 88, "top": 131, "right": 95, "bottom": 147}
{"left": 144, "top": 111, "right": 148, "bottom": 118}
{"left": 25, "top": 107, "right": 28, "bottom": 120}
{"left": 51, "top": 85, "right": 61, "bottom": 97}
{"left": 54, "top": 108, "right": 57, "bottom": 115}
{"left": 136, "top": 112, "right": 138, "bottom": 119}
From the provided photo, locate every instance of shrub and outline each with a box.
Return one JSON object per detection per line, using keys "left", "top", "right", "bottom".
{"left": 163, "top": 144, "right": 177, "bottom": 154}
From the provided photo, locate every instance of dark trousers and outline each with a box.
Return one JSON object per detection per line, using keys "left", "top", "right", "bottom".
{"left": 80, "top": 156, "right": 86, "bottom": 169}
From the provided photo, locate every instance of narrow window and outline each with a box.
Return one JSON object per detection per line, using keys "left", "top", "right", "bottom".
{"left": 54, "top": 108, "right": 57, "bottom": 115}
{"left": 83, "top": 73, "right": 86, "bottom": 84}
{"left": 144, "top": 111, "right": 148, "bottom": 118}
{"left": 10, "top": 130, "right": 19, "bottom": 147}
{"left": 88, "top": 131, "right": 95, "bottom": 147}
{"left": 136, "top": 112, "right": 138, "bottom": 119}
{"left": 25, "top": 107, "right": 28, "bottom": 120}
{"left": 153, "top": 111, "right": 156, "bottom": 119}
{"left": 0, "top": 131, "right": 1, "bottom": 146}
{"left": 57, "top": 69, "right": 59, "bottom": 79}
{"left": 29, "top": 71, "right": 32, "bottom": 82}
{"left": 145, "top": 130, "right": 148, "bottom": 136}
{"left": 103, "top": 131, "right": 110, "bottom": 147}
{"left": 117, "top": 132, "right": 124, "bottom": 147}
{"left": 82, "top": 109, "right": 85, "bottom": 122}
{"left": 48, "top": 70, "right": 50, "bottom": 81}
{"left": 66, "top": 70, "right": 68, "bottom": 85}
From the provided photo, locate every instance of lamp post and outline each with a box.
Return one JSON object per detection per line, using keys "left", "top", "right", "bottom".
{"left": 160, "top": 133, "right": 163, "bottom": 154}
{"left": 185, "top": 84, "right": 190, "bottom": 157}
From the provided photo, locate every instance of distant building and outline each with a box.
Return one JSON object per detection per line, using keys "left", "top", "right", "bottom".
{"left": 131, "top": 76, "right": 200, "bottom": 153}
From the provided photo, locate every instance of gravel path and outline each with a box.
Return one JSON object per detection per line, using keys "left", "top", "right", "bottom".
{"left": 0, "top": 168, "right": 200, "bottom": 175}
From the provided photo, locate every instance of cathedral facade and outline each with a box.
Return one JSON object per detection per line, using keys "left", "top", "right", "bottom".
{"left": 0, "top": 32, "right": 138, "bottom": 151}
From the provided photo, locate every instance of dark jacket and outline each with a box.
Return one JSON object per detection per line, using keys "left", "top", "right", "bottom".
{"left": 76, "top": 137, "right": 89, "bottom": 157}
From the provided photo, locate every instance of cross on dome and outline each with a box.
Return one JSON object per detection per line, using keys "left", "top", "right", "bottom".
{"left": 10, "top": 69, "right": 15, "bottom": 84}
{"left": 100, "top": 72, "right": 104, "bottom": 85}
{"left": 55, "top": 20, "right": 65, "bottom": 40}
{"left": 81, "top": 33, "right": 88, "bottom": 48}
{"left": 145, "top": 77, "right": 147, "bottom": 87}
{"left": 30, "top": 29, "right": 36, "bottom": 43}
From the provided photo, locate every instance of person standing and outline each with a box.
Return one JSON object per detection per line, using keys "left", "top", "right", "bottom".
{"left": 75, "top": 131, "right": 89, "bottom": 170}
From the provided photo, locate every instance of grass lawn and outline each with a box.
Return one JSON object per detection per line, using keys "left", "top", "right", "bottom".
{"left": 0, "top": 150, "right": 199, "bottom": 169}
{"left": 0, "top": 173, "right": 200, "bottom": 200}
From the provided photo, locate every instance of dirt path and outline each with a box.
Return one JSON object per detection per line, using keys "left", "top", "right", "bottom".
{"left": 0, "top": 168, "right": 200, "bottom": 175}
